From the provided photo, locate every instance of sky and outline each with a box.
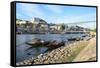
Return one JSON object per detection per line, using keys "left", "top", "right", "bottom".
{"left": 16, "top": 3, "right": 96, "bottom": 29}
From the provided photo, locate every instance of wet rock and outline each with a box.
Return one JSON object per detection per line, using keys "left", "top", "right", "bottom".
{"left": 23, "top": 60, "right": 27, "bottom": 64}
{"left": 28, "top": 62, "right": 32, "bottom": 65}
{"left": 31, "top": 57, "right": 34, "bottom": 60}
{"left": 37, "top": 54, "right": 43, "bottom": 58}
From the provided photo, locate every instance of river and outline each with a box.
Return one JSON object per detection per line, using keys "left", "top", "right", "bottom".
{"left": 16, "top": 34, "right": 86, "bottom": 63}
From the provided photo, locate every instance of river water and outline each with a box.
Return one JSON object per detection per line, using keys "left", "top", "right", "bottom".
{"left": 16, "top": 34, "right": 86, "bottom": 63}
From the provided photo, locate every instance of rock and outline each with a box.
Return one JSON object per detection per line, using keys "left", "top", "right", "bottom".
{"left": 54, "top": 55, "right": 57, "bottom": 58}
{"left": 37, "top": 54, "right": 43, "bottom": 58}
{"left": 44, "top": 61, "right": 49, "bottom": 64}
{"left": 31, "top": 57, "right": 34, "bottom": 60}
{"left": 33, "top": 59, "right": 38, "bottom": 62}
{"left": 19, "top": 62, "right": 24, "bottom": 65}
{"left": 25, "top": 60, "right": 30, "bottom": 63}
{"left": 16, "top": 63, "right": 20, "bottom": 66}
{"left": 23, "top": 60, "right": 31, "bottom": 64}
{"left": 50, "top": 60, "right": 56, "bottom": 63}
{"left": 67, "top": 54, "right": 71, "bottom": 57}
{"left": 28, "top": 62, "right": 32, "bottom": 65}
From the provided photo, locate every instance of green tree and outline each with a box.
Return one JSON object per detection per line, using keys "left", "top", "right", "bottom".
{"left": 60, "top": 24, "right": 65, "bottom": 31}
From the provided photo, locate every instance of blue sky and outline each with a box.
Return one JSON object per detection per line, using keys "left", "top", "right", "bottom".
{"left": 16, "top": 3, "right": 96, "bottom": 29}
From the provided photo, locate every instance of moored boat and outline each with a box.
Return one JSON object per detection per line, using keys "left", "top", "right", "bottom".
{"left": 26, "top": 39, "right": 65, "bottom": 50}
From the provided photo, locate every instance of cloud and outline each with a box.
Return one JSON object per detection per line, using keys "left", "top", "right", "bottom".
{"left": 16, "top": 3, "right": 45, "bottom": 20}
{"left": 46, "top": 12, "right": 96, "bottom": 24}
{"left": 69, "top": 13, "right": 96, "bottom": 23}
{"left": 16, "top": 13, "right": 23, "bottom": 19}
{"left": 43, "top": 5, "right": 63, "bottom": 14}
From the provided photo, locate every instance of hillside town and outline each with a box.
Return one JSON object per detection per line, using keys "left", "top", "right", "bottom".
{"left": 16, "top": 18, "right": 89, "bottom": 34}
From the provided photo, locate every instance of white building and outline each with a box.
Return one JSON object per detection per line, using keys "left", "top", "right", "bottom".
{"left": 30, "top": 17, "right": 47, "bottom": 24}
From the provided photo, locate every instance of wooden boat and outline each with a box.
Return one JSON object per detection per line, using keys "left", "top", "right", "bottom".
{"left": 46, "top": 40, "right": 65, "bottom": 50}
{"left": 67, "top": 37, "right": 81, "bottom": 41}
{"left": 26, "top": 38, "right": 50, "bottom": 47}
{"left": 26, "top": 39, "right": 65, "bottom": 49}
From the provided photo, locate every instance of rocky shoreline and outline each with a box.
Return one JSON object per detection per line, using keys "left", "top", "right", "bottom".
{"left": 16, "top": 41, "right": 73, "bottom": 65}
{"left": 16, "top": 33, "right": 96, "bottom": 66}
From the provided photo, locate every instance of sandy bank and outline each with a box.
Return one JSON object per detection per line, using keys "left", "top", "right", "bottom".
{"left": 73, "top": 37, "right": 96, "bottom": 61}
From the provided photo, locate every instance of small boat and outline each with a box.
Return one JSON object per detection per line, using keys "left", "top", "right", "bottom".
{"left": 26, "top": 39, "right": 65, "bottom": 50}
{"left": 46, "top": 40, "right": 65, "bottom": 50}
{"left": 67, "top": 37, "right": 81, "bottom": 41}
{"left": 26, "top": 38, "right": 50, "bottom": 47}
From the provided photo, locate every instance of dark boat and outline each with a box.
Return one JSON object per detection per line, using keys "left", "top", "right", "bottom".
{"left": 26, "top": 39, "right": 65, "bottom": 50}
{"left": 46, "top": 40, "right": 65, "bottom": 50}
{"left": 26, "top": 38, "right": 50, "bottom": 47}
{"left": 67, "top": 37, "right": 81, "bottom": 41}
